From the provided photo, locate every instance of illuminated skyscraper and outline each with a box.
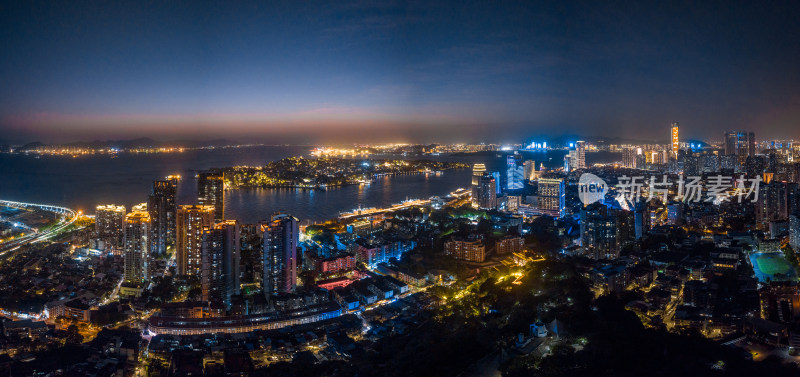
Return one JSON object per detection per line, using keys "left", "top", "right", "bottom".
{"left": 471, "top": 163, "right": 486, "bottom": 186}
{"left": 123, "top": 210, "right": 150, "bottom": 284}
{"left": 202, "top": 220, "right": 241, "bottom": 307}
{"left": 475, "top": 173, "right": 497, "bottom": 209}
{"left": 262, "top": 214, "right": 299, "bottom": 296}
{"left": 471, "top": 163, "right": 487, "bottom": 206}
{"left": 671, "top": 122, "right": 680, "bottom": 158}
{"left": 148, "top": 175, "right": 178, "bottom": 256}
{"left": 198, "top": 170, "right": 225, "bottom": 222}
{"left": 176, "top": 205, "right": 215, "bottom": 276}
{"left": 96, "top": 204, "right": 126, "bottom": 245}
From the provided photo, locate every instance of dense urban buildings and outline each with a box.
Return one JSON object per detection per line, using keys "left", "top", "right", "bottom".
{"left": 5, "top": 1, "right": 800, "bottom": 376}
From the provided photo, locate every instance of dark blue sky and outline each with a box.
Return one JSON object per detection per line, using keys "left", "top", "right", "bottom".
{"left": 2, "top": 0, "right": 800, "bottom": 143}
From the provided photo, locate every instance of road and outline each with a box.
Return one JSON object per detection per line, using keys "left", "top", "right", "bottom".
{"left": 0, "top": 199, "right": 79, "bottom": 255}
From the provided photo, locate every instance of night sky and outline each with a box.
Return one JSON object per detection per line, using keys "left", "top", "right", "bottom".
{"left": 2, "top": 1, "right": 800, "bottom": 144}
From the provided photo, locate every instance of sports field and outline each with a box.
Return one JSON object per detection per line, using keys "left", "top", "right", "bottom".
{"left": 750, "top": 252, "right": 798, "bottom": 283}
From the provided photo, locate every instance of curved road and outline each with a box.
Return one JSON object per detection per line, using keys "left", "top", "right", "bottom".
{"left": 0, "top": 199, "right": 79, "bottom": 255}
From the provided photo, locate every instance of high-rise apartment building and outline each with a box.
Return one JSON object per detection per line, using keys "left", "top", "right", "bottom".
{"left": 622, "top": 147, "right": 640, "bottom": 168}
{"left": 123, "top": 210, "right": 151, "bottom": 284}
{"left": 201, "top": 220, "right": 241, "bottom": 307}
{"left": 575, "top": 141, "right": 586, "bottom": 170}
{"left": 198, "top": 170, "right": 225, "bottom": 222}
{"left": 790, "top": 212, "right": 800, "bottom": 252}
{"left": 176, "top": 205, "right": 215, "bottom": 276}
{"left": 580, "top": 203, "right": 619, "bottom": 260}
{"left": 96, "top": 204, "right": 126, "bottom": 244}
{"left": 474, "top": 173, "right": 497, "bottom": 209}
{"left": 471, "top": 163, "right": 486, "bottom": 187}
{"left": 262, "top": 214, "right": 299, "bottom": 296}
{"left": 148, "top": 176, "right": 178, "bottom": 256}
{"left": 756, "top": 182, "right": 788, "bottom": 229}
{"left": 724, "top": 131, "right": 756, "bottom": 164}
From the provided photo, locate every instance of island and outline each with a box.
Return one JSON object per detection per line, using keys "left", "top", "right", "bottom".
{"left": 221, "top": 157, "right": 469, "bottom": 189}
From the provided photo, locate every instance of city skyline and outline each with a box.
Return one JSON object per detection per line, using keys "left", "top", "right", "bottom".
{"left": 3, "top": 1, "right": 800, "bottom": 143}
{"left": 4, "top": 2, "right": 800, "bottom": 375}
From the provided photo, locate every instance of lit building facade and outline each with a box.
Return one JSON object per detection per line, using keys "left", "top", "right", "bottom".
{"left": 537, "top": 178, "right": 565, "bottom": 217}
{"left": 123, "top": 210, "right": 151, "bottom": 284}
{"left": 575, "top": 141, "right": 586, "bottom": 169}
{"left": 444, "top": 237, "right": 486, "bottom": 262}
{"left": 471, "top": 163, "right": 486, "bottom": 186}
{"left": 474, "top": 173, "right": 497, "bottom": 209}
{"left": 523, "top": 160, "right": 538, "bottom": 180}
{"left": 496, "top": 236, "right": 524, "bottom": 254}
{"left": 201, "top": 220, "right": 241, "bottom": 307}
{"left": 96, "top": 204, "right": 126, "bottom": 244}
{"left": 671, "top": 122, "right": 680, "bottom": 159}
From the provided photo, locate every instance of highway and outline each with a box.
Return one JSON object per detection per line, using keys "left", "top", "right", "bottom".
{"left": 0, "top": 199, "right": 79, "bottom": 255}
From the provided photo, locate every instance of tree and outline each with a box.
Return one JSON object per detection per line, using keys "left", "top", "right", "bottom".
{"left": 65, "top": 324, "right": 83, "bottom": 344}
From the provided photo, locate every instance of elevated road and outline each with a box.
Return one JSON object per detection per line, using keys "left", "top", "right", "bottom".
{"left": 0, "top": 199, "right": 79, "bottom": 255}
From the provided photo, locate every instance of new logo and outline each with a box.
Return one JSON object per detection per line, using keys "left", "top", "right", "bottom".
{"left": 578, "top": 173, "right": 607, "bottom": 206}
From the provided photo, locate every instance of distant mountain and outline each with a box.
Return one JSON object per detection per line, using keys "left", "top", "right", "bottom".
{"left": 17, "top": 141, "right": 45, "bottom": 151}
